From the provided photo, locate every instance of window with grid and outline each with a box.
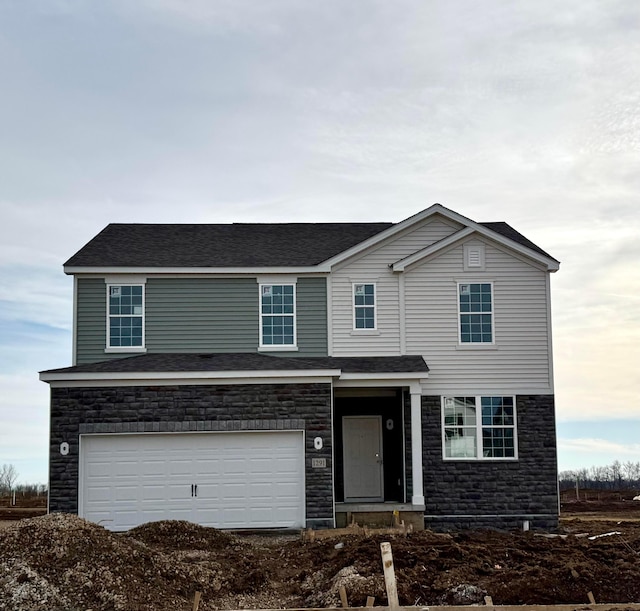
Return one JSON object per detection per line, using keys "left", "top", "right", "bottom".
{"left": 443, "top": 396, "right": 516, "bottom": 459}
{"left": 260, "top": 284, "right": 296, "bottom": 346}
{"left": 353, "top": 283, "right": 376, "bottom": 329}
{"left": 108, "top": 285, "right": 144, "bottom": 348}
{"left": 459, "top": 282, "right": 493, "bottom": 343}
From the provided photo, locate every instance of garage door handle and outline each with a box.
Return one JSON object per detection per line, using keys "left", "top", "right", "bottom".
{"left": 194, "top": 484, "right": 198, "bottom": 497}
{"left": 191, "top": 484, "right": 194, "bottom": 497}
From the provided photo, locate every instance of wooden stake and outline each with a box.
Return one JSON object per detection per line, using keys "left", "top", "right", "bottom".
{"left": 192, "top": 591, "right": 202, "bottom": 611}
{"left": 380, "top": 541, "right": 400, "bottom": 609}
{"left": 339, "top": 585, "right": 349, "bottom": 608}
{"left": 366, "top": 595, "right": 375, "bottom": 607}
{"left": 587, "top": 591, "right": 597, "bottom": 605}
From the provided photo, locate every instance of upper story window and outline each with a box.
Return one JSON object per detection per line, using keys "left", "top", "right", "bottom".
{"left": 260, "top": 284, "right": 296, "bottom": 348}
{"left": 442, "top": 396, "right": 517, "bottom": 460}
{"left": 458, "top": 282, "right": 493, "bottom": 344}
{"left": 353, "top": 283, "right": 376, "bottom": 329}
{"left": 107, "top": 284, "right": 144, "bottom": 349}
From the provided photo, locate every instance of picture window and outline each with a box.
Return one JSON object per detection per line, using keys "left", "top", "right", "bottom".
{"left": 443, "top": 396, "right": 516, "bottom": 459}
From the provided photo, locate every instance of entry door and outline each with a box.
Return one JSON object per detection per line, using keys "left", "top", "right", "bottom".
{"left": 343, "top": 416, "right": 383, "bottom": 502}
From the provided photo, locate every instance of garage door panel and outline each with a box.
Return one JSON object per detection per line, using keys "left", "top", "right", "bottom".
{"left": 114, "top": 462, "right": 139, "bottom": 476}
{"left": 86, "top": 486, "right": 111, "bottom": 503}
{"left": 81, "top": 432, "right": 305, "bottom": 531}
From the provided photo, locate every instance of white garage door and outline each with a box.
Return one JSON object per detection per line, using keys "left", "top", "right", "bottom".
{"left": 80, "top": 431, "right": 305, "bottom": 531}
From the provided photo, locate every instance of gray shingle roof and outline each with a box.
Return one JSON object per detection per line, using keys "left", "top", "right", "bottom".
{"left": 63, "top": 216, "right": 557, "bottom": 269}
{"left": 480, "top": 222, "right": 558, "bottom": 261}
{"left": 41, "top": 353, "right": 429, "bottom": 375}
{"left": 64, "top": 223, "right": 394, "bottom": 267}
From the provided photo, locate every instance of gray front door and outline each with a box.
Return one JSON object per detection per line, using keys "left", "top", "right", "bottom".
{"left": 343, "top": 416, "right": 383, "bottom": 502}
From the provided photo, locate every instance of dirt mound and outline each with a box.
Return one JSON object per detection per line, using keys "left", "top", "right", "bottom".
{"left": 1, "top": 513, "right": 640, "bottom": 609}
{"left": 280, "top": 527, "right": 640, "bottom": 607}
{"left": 126, "top": 519, "right": 234, "bottom": 551}
{"left": 0, "top": 514, "right": 263, "bottom": 611}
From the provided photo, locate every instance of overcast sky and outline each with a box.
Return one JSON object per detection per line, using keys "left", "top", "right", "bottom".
{"left": 1, "top": 1, "right": 639, "bottom": 484}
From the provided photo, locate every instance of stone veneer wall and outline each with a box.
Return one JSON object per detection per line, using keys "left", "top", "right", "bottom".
{"left": 420, "top": 394, "right": 559, "bottom": 530}
{"left": 49, "top": 383, "right": 333, "bottom": 528}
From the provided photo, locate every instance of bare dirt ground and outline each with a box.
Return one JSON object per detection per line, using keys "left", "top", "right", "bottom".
{"left": 1, "top": 492, "right": 639, "bottom": 611}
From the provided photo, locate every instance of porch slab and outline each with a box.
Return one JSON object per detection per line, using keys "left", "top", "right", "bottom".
{"left": 335, "top": 503, "right": 425, "bottom": 530}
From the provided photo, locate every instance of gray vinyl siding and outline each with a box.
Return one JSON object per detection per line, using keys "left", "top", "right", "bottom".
{"left": 75, "top": 277, "right": 327, "bottom": 364}
{"left": 331, "top": 215, "right": 462, "bottom": 356}
{"left": 76, "top": 278, "right": 109, "bottom": 364}
{"left": 291, "top": 277, "right": 328, "bottom": 357}
{"left": 145, "top": 278, "right": 258, "bottom": 353}
{"left": 405, "top": 240, "right": 553, "bottom": 394}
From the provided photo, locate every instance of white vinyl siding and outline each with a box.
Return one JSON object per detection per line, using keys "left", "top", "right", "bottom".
{"left": 331, "top": 215, "right": 462, "bottom": 356}
{"left": 405, "top": 240, "right": 552, "bottom": 394}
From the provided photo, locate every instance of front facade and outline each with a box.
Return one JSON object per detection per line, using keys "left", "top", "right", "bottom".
{"left": 41, "top": 204, "right": 560, "bottom": 531}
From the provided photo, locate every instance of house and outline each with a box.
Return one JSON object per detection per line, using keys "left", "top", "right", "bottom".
{"left": 40, "top": 204, "right": 560, "bottom": 532}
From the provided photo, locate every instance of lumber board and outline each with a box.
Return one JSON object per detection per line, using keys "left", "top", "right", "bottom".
{"left": 301, "top": 524, "right": 412, "bottom": 541}
{"left": 220, "top": 605, "right": 640, "bottom": 611}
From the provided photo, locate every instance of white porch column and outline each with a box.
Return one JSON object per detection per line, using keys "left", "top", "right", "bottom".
{"left": 410, "top": 385, "right": 425, "bottom": 506}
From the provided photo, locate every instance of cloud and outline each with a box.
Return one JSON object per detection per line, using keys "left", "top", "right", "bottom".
{"left": 560, "top": 437, "right": 640, "bottom": 457}
{"left": 558, "top": 436, "right": 640, "bottom": 471}
{"left": 0, "top": 0, "right": 638, "bottom": 482}
{"left": 0, "top": 373, "right": 49, "bottom": 481}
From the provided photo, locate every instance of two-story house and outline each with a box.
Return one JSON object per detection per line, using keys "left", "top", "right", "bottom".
{"left": 40, "top": 204, "right": 560, "bottom": 532}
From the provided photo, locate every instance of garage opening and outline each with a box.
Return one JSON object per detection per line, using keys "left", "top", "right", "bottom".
{"left": 80, "top": 431, "right": 305, "bottom": 531}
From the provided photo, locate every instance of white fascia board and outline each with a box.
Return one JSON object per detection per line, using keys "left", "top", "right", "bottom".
{"left": 338, "top": 372, "right": 429, "bottom": 381}
{"left": 64, "top": 266, "right": 327, "bottom": 276}
{"left": 40, "top": 368, "right": 342, "bottom": 384}
{"left": 335, "top": 379, "right": 427, "bottom": 393}
{"left": 47, "top": 376, "right": 337, "bottom": 388}
{"left": 392, "top": 227, "right": 475, "bottom": 271}
{"left": 437, "top": 206, "right": 560, "bottom": 271}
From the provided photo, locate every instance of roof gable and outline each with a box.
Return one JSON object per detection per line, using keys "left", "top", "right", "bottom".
{"left": 389, "top": 207, "right": 559, "bottom": 272}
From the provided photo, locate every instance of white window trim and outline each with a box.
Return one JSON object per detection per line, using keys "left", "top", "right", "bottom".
{"left": 457, "top": 280, "right": 495, "bottom": 346}
{"left": 352, "top": 282, "right": 377, "bottom": 331}
{"left": 105, "top": 283, "right": 146, "bottom": 352}
{"left": 258, "top": 282, "right": 298, "bottom": 351}
{"left": 441, "top": 395, "right": 518, "bottom": 461}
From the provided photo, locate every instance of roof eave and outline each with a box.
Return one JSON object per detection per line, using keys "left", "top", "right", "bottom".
{"left": 39, "top": 368, "right": 343, "bottom": 384}
{"left": 63, "top": 265, "right": 333, "bottom": 276}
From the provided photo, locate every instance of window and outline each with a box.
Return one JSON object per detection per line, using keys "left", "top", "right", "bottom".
{"left": 107, "top": 284, "right": 144, "bottom": 349}
{"left": 260, "top": 284, "right": 296, "bottom": 347}
{"left": 353, "top": 283, "right": 376, "bottom": 329}
{"left": 442, "top": 396, "right": 516, "bottom": 459}
{"left": 458, "top": 282, "right": 493, "bottom": 343}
